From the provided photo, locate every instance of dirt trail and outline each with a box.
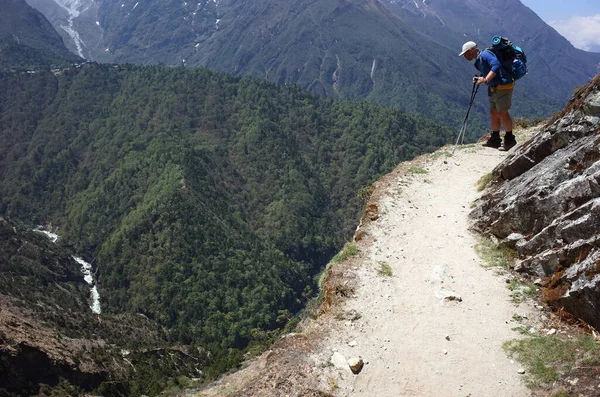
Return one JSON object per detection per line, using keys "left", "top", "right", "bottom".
{"left": 316, "top": 144, "right": 536, "bottom": 396}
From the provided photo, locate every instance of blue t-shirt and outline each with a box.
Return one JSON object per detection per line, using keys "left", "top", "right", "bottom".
{"left": 474, "top": 49, "right": 513, "bottom": 86}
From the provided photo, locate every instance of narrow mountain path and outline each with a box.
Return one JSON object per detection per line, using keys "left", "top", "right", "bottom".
{"left": 316, "top": 144, "right": 536, "bottom": 396}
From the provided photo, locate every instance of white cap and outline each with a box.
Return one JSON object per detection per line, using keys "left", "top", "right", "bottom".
{"left": 459, "top": 41, "right": 477, "bottom": 56}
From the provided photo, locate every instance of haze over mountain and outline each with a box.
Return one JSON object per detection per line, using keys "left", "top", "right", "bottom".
{"left": 0, "top": 0, "right": 80, "bottom": 68}
{"left": 26, "top": 0, "right": 600, "bottom": 126}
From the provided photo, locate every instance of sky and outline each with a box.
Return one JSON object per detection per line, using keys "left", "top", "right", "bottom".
{"left": 520, "top": 0, "right": 600, "bottom": 52}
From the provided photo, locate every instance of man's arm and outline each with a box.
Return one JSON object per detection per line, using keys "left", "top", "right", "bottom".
{"left": 475, "top": 70, "right": 497, "bottom": 85}
{"left": 474, "top": 50, "right": 501, "bottom": 85}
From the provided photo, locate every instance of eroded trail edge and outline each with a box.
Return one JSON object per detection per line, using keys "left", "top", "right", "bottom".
{"left": 197, "top": 143, "right": 541, "bottom": 397}
{"left": 314, "top": 145, "right": 537, "bottom": 396}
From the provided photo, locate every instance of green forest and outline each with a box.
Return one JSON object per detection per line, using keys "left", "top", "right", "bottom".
{"left": 0, "top": 63, "right": 456, "bottom": 389}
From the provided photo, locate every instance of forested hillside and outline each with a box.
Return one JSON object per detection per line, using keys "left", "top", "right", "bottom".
{"left": 0, "top": 63, "right": 454, "bottom": 380}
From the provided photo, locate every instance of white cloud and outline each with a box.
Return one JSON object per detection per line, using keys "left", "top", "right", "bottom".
{"left": 550, "top": 14, "right": 600, "bottom": 52}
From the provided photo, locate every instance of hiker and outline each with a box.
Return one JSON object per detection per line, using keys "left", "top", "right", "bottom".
{"left": 459, "top": 41, "right": 516, "bottom": 151}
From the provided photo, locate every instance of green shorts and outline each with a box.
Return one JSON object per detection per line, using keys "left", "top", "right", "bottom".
{"left": 488, "top": 87, "right": 513, "bottom": 112}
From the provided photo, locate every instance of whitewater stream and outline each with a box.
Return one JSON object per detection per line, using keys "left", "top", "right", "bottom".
{"left": 34, "top": 227, "right": 101, "bottom": 314}
{"left": 72, "top": 256, "right": 102, "bottom": 314}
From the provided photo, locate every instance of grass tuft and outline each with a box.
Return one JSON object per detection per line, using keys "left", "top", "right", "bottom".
{"left": 474, "top": 238, "right": 515, "bottom": 268}
{"left": 317, "top": 242, "right": 359, "bottom": 296}
{"left": 429, "top": 151, "right": 453, "bottom": 160}
{"left": 504, "top": 334, "right": 600, "bottom": 388}
{"left": 507, "top": 279, "right": 537, "bottom": 302}
{"left": 408, "top": 166, "right": 428, "bottom": 174}
{"left": 377, "top": 262, "right": 393, "bottom": 277}
{"left": 476, "top": 172, "right": 493, "bottom": 191}
{"left": 331, "top": 242, "right": 358, "bottom": 263}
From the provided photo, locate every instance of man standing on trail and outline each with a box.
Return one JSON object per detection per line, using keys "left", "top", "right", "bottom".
{"left": 459, "top": 41, "right": 516, "bottom": 151}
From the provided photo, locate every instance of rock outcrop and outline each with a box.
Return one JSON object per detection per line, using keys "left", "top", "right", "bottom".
{"left": 471, "top": 73, "right": 600, "bottom": 329}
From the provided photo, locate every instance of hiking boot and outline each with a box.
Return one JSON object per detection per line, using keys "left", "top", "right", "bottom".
{"left": 498, "top": 137, "right": 517, "bottom": 151}
{"left": 482, "top": 138, "right": 502, "bottom": 148}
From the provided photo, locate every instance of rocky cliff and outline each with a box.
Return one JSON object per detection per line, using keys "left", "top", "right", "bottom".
{"left": 472, "top": 72, "right": 600, "bottom": 330}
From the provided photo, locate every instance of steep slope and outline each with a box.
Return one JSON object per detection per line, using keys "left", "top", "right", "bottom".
{"left": 383, "top": 0, "right": 600, "bottom": 116}
{"left": 0, "top": 0, "right": 79, "bottom": 68}
{"left": 194, "top": 131, "right": 539, "bottom": 396}
{"left": 194, "top": 74, "right": 600, "bottom": 396}
{"left": 0, "top": 217, "right": 208, "bottom": 396}
{"left": 0, "top": 63, "right": 455, "bottom": 381}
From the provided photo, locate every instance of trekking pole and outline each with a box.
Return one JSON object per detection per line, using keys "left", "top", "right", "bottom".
{"left": 452, "top": 79, "right": 480, "bottom": 153}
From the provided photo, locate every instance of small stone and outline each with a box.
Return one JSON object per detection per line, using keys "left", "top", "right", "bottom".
{"left": 331, "top": 352, "right": 349, "bottom": 371}
{"left": 514, "top": 261, "right": 527, "bottom": 273}
{"left": 348, "top": 340, "right": 358, "bottom": 347}
{"left": 444, "top": 295, "right": 462, "bottom": 302}
{"left": 546, "top": 329, "right": 557, "bottom": 335}
{"left": 348, "top": 357, "right": 364, "bottom": 374}
{"left": 445, "top": 335, "right": 451, "bottom": 341}
{"left": 533, "top": 278, "right": 543, "bottom": 286}
{"left": 443, "top": 350, "right": 448, "bottom": 355}
{"left": 517, "top": 368, "right": 526, "bottom": 374}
